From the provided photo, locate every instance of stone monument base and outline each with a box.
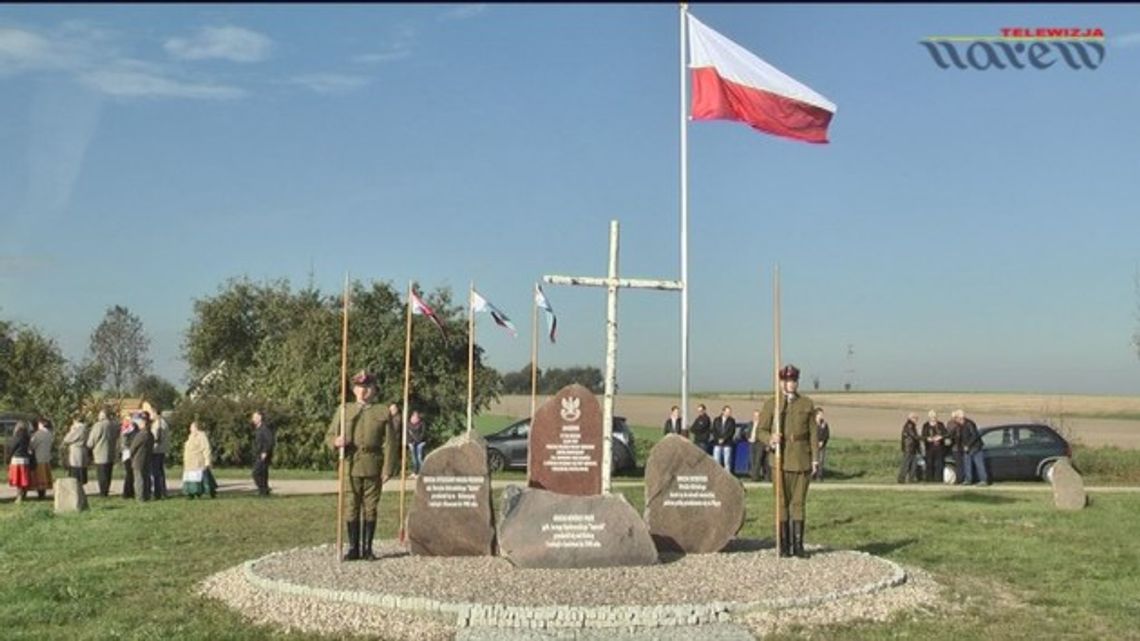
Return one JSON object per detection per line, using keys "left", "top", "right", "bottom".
{"left": 199, "top": 539, "right": 938, "bottom": 641}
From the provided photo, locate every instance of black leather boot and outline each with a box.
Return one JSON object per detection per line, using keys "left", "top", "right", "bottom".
{"left": 792, "top": 520, "right": 806, "bottom": 558}
{"left": 778, "top": 521, "right": 791, "bottom": 557}
{"left": 362, "top": 520, "right": 377, "bottom": 561}
{"left": 343, "top": 520, "right": 360, "bottom": 561}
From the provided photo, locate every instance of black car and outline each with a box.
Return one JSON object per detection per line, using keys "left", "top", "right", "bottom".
{"left": 921, "top": 423, "right": 1073, "bottom": 483}
{"left": 484, "top": 416, "right": 637, "bottom": 474}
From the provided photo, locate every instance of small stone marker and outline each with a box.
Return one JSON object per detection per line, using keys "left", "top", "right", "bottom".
{"left": 1050, "top": 458, "right": 1087, "bottom": 510}
{"left": 406, "top": 431, "right": 496, "bottom": 556}
{"left": 528, "top": 384, "right": 603, "bottom": 496}
{"left": 497, "top": 485, "right": 659, "bottom": 569}
{"left": 53, "top": 478, "right": 88, "bottom": 514}
{"left": 643, "top": 434, "right": 745, "bottom": 553}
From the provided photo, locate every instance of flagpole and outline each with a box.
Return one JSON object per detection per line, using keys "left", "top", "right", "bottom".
{"left": 530, "top": 284, "right": 539, "bottom": 422}
{"left": 467, "top": 282, "right": 475, "bottom": 435}
{"left": 679, "top": 2, "right": 691, "bottom": 432}
{"left": 773, "top": 265, "right": 784, "bottom": 555}
{"left": 336, "top": 272, "right": 350, "bottom": 564}
{"left": 529, "top": 284, "right": 539, "bottom": 486}
{"left": 399, "top": 280, "right": 413, "bottom": 544}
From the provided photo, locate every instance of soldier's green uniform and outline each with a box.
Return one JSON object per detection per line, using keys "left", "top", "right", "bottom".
{"left": 756, "top": 365, "right": 819, "bottom": 557}
{"left": 327, "top": 382, "right": 397, "bottom": 561}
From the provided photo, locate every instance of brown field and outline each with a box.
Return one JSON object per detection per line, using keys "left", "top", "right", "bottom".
{"left": 491, "top": 392, "right": 1140, "bottom": 449}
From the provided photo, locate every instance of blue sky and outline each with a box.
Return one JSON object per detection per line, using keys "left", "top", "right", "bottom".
{"left": 2, "top": 3, "right": 1140, "bottom": 395}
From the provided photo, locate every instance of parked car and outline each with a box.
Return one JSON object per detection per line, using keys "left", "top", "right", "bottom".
{"left": 484, "top": 416, "right": 637, "bottom": 474}
{"left": 920, "top": 423, "right": 1073, "bottom": 484}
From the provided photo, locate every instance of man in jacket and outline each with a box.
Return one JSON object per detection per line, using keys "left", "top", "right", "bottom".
{"left": 711, "top": 405, "right": 737, "bottom": 473}
{"left": 327, "top": 371, "right": 397, "bottom": 561}
{"left": 145, "top": 402, "right": 171, "bottom": 500}
{"left": 662, "top": 406, "right": 684, "bottom": 437}
{"left": 86, "top": 408, "right": 118, "bottom": 497}
{"left": 251, "top": 410, "right": 275, "bottom": 496}
{"left": 757, "top": 364, "right": 819, "bottom": 558}
{"left": 953, "top": 409, "right": 988, "bottom": 485}
{"left": 406, "top": 410, "right": 427, "bottom": 477}
{"left": 689, "top": 404, "right": 712, "bottom": 455}
{"left": 747, "top": 409, "right": 771, "bottom": 482}
{"left": 129, "top": 414, "right": 155, "bottom": 502}
{"left": 898, "top": 413, "right": 921, "bottom": 484}
{"left": 814, "top": 408, "right": 831, "bottom": 481}
{"left": 921, "top": 410, "right": 947, "bottom": 483}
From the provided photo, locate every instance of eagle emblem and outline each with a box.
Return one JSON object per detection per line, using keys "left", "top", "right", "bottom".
{"left": 560, "top": 396, "right": 581, "bottom": 422}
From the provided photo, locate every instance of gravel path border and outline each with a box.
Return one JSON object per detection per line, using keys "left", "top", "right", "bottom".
{"left": 196, "top": 539, "right": 941, "bottom": 638}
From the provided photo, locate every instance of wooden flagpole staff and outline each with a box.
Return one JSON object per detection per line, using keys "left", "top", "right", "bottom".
{"left": 772, "top": 266, "right": 784, "bottom": 555}
{"left": 336, "top": 273, "right": 350, "bottom": 563}
{"left": 398, "top": 281, "right": 413, "bottom": 544}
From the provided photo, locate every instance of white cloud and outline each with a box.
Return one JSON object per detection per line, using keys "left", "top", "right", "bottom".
{"left": 164, "top": 25, "right": 273, "bottom": 62}
{"left": 287, "top": 73, "right": 369, "bottom": 95}
{"left": 0, "top": 26, "right": 86, "bottom": 73}
{"left": 1112, "top": 32, "right": 1140, "bottom": 48}
{"left": 0, "top": 23, "right": 252, "bottom": 100}
{"left": 440, "top": 4, "right": 488, "bottom": 21}
{"left": 81, "top": 66, "right": 246, "bottom": 99}
{"left": 351, "top": 24, "right": 416, "bottom": 65}
{"left": 350, "top": 51, "right": 410, "bottom": 64}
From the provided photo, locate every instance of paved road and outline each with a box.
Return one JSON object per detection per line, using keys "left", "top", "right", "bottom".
{"left": 5, "top": 477, "right": 1137, "bottom": 502}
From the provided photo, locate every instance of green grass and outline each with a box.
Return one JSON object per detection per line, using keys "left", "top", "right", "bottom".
{"left": 2, "top": 486, "right": 1138, "bottom": 639}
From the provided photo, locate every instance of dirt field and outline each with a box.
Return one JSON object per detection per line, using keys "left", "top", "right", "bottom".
{"left": 491, "top": 392, "right": 1140, "bottom": 449}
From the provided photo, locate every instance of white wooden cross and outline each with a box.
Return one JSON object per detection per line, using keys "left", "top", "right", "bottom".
{"left": 544, "top": 220, "right": 683, "bottom": 494}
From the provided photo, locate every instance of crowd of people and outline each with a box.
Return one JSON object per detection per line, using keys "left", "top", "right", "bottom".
{"left": 662, "top": 399, "right": 831, "bottom": 483}
{"left": 5, "top": 402, "right": 272, "bottom": 503}
{"left": 898, "top": 408, "right": 987, "bottom": 485}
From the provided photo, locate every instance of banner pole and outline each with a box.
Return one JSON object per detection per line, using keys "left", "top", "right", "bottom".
{"left": 336, "top": 272, "right": 350, "bottom": 563}
{"left": 679, "top": 1, "right": 691, "bottom": 433}
{"left": 399, "top": 281, "right": 413, "bottom": 543}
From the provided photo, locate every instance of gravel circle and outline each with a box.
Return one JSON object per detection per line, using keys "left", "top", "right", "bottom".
{"left": 249, "top": 539, "right": 901, "bottom": 609}
{"left": 198, "top": 540, "right": 942, "bottom": 639}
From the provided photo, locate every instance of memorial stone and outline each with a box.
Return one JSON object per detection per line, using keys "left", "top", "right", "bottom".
{"left": 1051, "top": 458, "right": 1088, "bottom": 511}
{"left": 644, "top": 434, "right": 745, "bottom": 553}
{"left": 528, "top": 384, "right": 603, "bottom": 496}
{"left": 406, "top": 431, "right": 497, "bottom": 556}
{"left": 53, "top": 478, "right": 88, "bottom": 514}
{"left": 497, "top": 485, "right": 658, "bottom": 569}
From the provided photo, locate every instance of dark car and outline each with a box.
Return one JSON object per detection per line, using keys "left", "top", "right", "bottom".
{"left": 484, "top": 416, "right": 637, "bottom": 474}
{"left": 921, "top": 423, "right": 1073, "bottom": 484}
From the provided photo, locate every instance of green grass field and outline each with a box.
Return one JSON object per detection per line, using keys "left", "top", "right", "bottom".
{"left": 1, "top": 485, "right": 1137, "bottom": 640}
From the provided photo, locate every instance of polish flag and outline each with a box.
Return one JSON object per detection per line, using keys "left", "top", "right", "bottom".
{"left": 688, "top": 14, "right": 836, "bottom": 144}
{"left": 410, "top": 289, "right": 446, "bottom": 336}
{"left": 471, "top": 290, "right": 517, "bottom": 337}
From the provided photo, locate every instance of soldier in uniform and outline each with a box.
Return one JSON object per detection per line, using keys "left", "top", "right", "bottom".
{"left": 756, "top": 364, "right": 819, "bottom": 558}
{"left": 327, "top": 371, "right": 396, "bottom": 561}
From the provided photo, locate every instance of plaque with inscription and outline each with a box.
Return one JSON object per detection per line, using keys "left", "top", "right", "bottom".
{"left": 497, "top": 486, "right": 658, "bottom": 568}
{"left": 406, "top": 431, "right": 496, "bottom": 556}
{"left": 528, "top": 384, "right": 603, "bottom": 496}
{"left": 643, "top": 434, "right": 745, "bottom": 553}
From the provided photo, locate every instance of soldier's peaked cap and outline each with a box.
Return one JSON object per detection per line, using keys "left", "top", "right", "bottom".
{"left": 778, "top": 365, "right": 801, "bottom": 381}
{"left": 351, "top": 370, "right": 377, "bottom": 387}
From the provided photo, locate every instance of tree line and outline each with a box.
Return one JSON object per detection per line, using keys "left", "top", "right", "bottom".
{"left": 3, "top": 277, "right": 616, "bottom": 469}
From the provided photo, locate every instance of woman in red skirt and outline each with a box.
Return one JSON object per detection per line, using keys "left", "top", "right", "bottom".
{"left": 7, "top": 421, "right": 34, "bottom": 503}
